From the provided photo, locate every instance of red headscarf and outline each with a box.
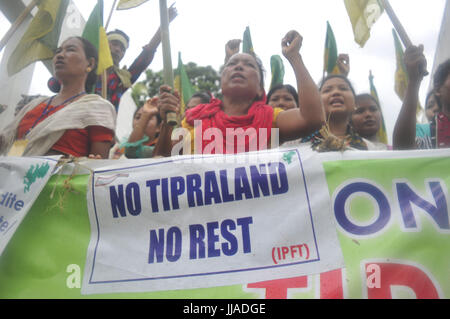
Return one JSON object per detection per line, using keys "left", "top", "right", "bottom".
{"left": 184, "top": 97, "right": 274, "bottom": 154}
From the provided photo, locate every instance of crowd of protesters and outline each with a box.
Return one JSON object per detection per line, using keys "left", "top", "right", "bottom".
{"left": 1, "top": 5, "right": 449, "bottom": 159}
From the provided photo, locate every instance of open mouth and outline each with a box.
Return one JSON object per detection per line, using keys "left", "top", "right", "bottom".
{"left": 231, "top": 73, "right": 245, "bottom": 80}
{"left": 329, "top": 97, "right": 344, "bottom": 107}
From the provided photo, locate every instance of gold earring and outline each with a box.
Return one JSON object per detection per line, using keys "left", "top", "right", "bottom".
{"left": 86, "top": 67, "right": 92, "bottom": 73}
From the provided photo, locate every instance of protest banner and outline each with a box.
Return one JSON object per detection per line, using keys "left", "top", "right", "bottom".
{"left": 0, "top": 147, "right": 448, "bottom": 299}
{"left": 0, "top": 156, "right": 60, "bottom": 256}
{"left": 82, "top": 148, "right": 344, "bottom": 294}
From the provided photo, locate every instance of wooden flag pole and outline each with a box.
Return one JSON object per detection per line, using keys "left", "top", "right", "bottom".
{"left": 380, "top": 0, "right": 428, "bottom": 75}
{"left": 380, "top": 0, "right": 412, "bottom": 47}
{"left": 0, "top": 0, "right": 39, "bottom": 53}
{"left": 105, "top": 0, "right": 118, "bottom": 30}
{"left": 159, "top": 0, "right": 178, "bottom": 126}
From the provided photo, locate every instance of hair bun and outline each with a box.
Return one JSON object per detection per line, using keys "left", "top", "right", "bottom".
{"left": 48, "top": 77, "right": 61, "bottom": 93}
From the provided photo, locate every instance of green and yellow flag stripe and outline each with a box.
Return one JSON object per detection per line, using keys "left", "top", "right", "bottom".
{"left": 82, "top": 0, "right": 113, "bottom": 75}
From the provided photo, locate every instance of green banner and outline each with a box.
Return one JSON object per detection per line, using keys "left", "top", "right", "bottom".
{"left": 0, "top": 153, "right": 449, "bottom": 299}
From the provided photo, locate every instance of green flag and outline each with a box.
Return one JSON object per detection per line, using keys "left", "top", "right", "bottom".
{"left": 324, "top": 21, "right": 340, "bottom": 76}
{"left": 174, "top": 52, "right": 195, "bottom": 116}
{"left": 269, "top": 55, "right": 285, "bottom": 91}
{"left": 242, "top": 26, "right": 254, "bottom": 55}
{"left": 369, "top": 71, "right": 388, "bottom": 144}
{"left": 7, "top": 0, "right": 69, "bottom": 76}
{"left": 82, "top": 0, "right": 113, "bottom": 75}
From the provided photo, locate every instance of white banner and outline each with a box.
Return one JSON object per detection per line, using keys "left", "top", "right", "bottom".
{"left": 0, "top": 156, "right": 61, "bottom": 255}
{"left": 82, "top": 147, "right": 344, "bottom": 294}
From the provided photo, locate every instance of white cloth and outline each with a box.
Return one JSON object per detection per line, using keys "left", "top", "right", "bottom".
{"left": 0, "top": 94, "right": 116, "bottom": 156}
{"left": 363, "top": 138, "right": 390, "bottom": 151}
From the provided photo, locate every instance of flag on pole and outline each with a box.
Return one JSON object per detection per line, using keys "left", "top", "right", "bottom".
{"left": 242, "top": 26, "right": 254, "bottom": 55}
{"left": 174, "top": 52, "right": 195, "bottom": 116}
{"left": 117, "top": 0, "right": 150, "bottom": 10}
{"left": 369, "top": 71, "right": 388, "bottom": 144}
{"left": 392, "top": 29, "right": 422, "bottom": 115}
{"left": 82, "top": 0, "right": 113, "bottom": 75}
{"left": 392, "top": 29, "right": 408, "bottom": 101}
{"left": 324, "top": 21, "right": 340, "bottom": 76}
{"left": 269, "top": 55, "right": 285, "bottom": 91}
{"left": 344, "top": 0, "right": 384, "bottom": 47}
{"left": 7, "top": 0, "right": 70, "bottom": 76}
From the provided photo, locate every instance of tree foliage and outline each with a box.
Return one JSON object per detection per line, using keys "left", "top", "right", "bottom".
{"left": 131, "top": 62, "right": 222, "bottom": 107}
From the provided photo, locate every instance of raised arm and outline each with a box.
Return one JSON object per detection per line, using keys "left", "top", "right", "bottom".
{"left": 276, "top": 30, "right": 325, "bottom": 141}
{"left": 337, "top": 54, "right": 350, "bottom": 77}
{"left": 127, "top": 98, "right": 159, "bottom": 143}
{"left": 392, "top": 44, "right": 427, "bottom": 150}
{"left": 224, "top": 39, "right": 242, "bottom": 64}
{"left": 128, "top": 5, "right": 178, "bottom": 82}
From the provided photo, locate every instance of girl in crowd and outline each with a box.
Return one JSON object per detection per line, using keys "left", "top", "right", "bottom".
{"left": 0, "top": 37, "right": 116, "bottom": 158}
{"left": 415, "top": 90, "right": 439, "bottom": 140}
{"left": 266, "top": 84, "right": 299, "bottom": 111}
{"left": 121, "top": 98, "right": 162, "bottom": 158}
{"left": 351, "top": 94, "right": 391, "bottom": 150}
{"left": 424, "top": 90, "right": 440, "bottom": 122}
{"left": 185, "top": 92, "right": 212, "bottom": 111}
{"left": 393, "top": 43, "right": 450, "bottom": 149}
{"left": 154, "top": 30, "right": 325, "bottom": 156}
{"left": 302, "top": 74, "right": 370, "bottom": 151}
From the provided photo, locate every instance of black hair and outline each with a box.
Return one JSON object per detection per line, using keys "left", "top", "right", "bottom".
{"left": 107, "top": 29, "right": 130, "bottom": 45}
{"left": 253, "top": 54, "right": 266, "bottom": 90}
{"left": 189, "top": 92, "right": 211, "bottom": 104}
{"left": 76, "top": 37, "right": 98, "bottom": 93}
{"left": 355, "top": 93, "right": 380, "bottom": 108}
{"left": 433, "top": 59, "right": 450, "bottom": 109}
{"left": 425, "top": 90, "right": 438, "bottom": 109}
{"left": 266, "top": 84, "right": 299, "bottom": 107}
{"left": 319, "top": 74, "right": 356, "bottom": 98}
{"left": 133, "top": 106, "right": 163, "bottom": 125}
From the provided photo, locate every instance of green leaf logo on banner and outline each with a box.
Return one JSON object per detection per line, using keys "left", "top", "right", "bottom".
{"left": 23, "top": 163, "right": 50, "bottom": 193}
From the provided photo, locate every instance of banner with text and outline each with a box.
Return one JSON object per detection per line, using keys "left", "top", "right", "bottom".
{"left": 0, "top": 148, "right": 449, "bottom": 299}
{"left": 82, "top": 149, "right": 344, "bottom": 294}
{"left": 0, "top": 156, "right": 60, "bottom": 255}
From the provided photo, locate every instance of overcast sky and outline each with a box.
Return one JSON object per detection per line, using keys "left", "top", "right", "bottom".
{"left": 0, "top": 0, "right": 447, "bottom": 143}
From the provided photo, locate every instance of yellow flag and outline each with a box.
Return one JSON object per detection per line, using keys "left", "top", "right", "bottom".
{"left": 97, "top": 27, "right": 113, "bottom": 75}
{"left": 344, "top": 0, "right": 384, "bottom": 47}
{"left": 392, "top": 29, "right": 422, "bottom": 115}
{"left": 117, "top": 0, "right": 150, "bottom": 10}
{"left": 393, "top": 29, "right": 408, "bottom": 101}
{"left": 7, "top": 0, "right": 69, "bottom": 76}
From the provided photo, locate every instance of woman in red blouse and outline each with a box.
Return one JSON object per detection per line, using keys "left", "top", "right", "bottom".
{"left": 0, "top": 37, "right": 116, "bottom": 158}
{"left": 154, "top": 30, "right": 325, "bottom": 156}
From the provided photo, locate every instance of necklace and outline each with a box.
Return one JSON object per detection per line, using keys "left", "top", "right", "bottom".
{"left": 27, "top": 91, "right": 86, "bottom": 135}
